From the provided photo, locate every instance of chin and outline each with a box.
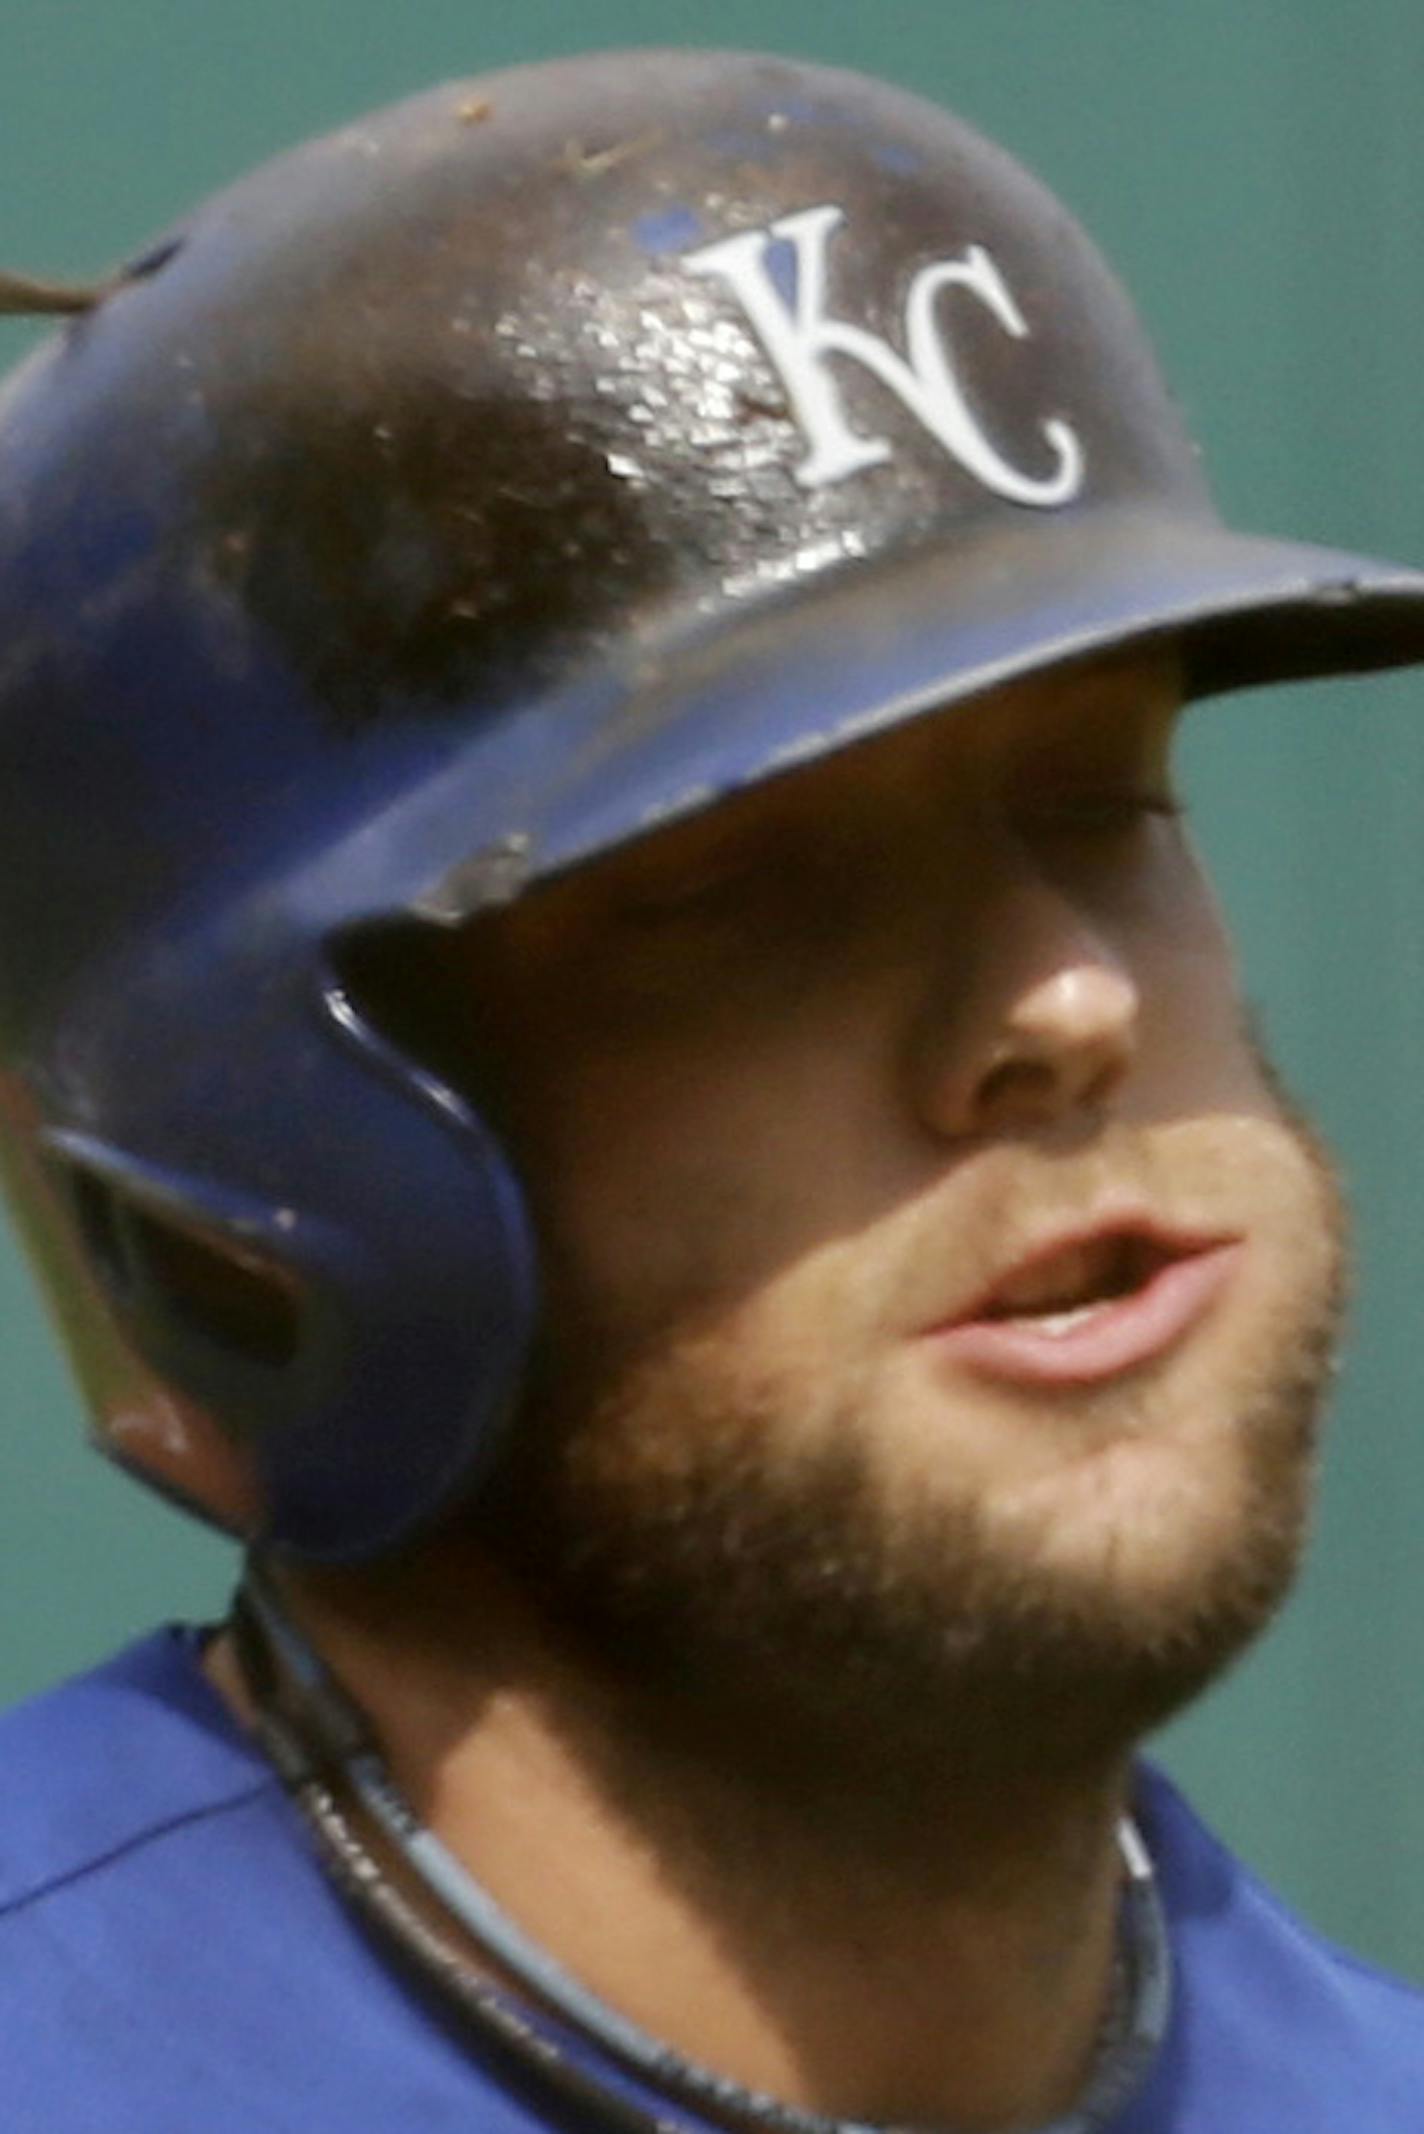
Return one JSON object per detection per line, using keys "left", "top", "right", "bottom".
{"left": 478, "top": 1366, "right": 1318, "bottom": 1812}
{"left": 988, "top": 1396, "right": 1308, "bottom": 1588}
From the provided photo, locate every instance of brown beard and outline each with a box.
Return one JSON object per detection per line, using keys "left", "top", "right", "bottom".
{"left": 469, "top": 1094, "right": 1347, "bottom": 1830}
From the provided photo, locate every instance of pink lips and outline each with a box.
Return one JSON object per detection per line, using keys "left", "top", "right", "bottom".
{"left": 927, "top": 1229, "right": 1244, "bottom": 1388}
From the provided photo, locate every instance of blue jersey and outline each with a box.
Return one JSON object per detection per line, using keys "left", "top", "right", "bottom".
{"left": 2, "top": 1629, "right": 1421, "bottom": 2132}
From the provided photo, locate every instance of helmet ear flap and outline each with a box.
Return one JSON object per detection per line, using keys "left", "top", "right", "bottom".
{"left": 0, "top": 1109, "right": 265, "bottom": 1534}
{"left": 44, "top": 1132, "right": 312, "bottom": 1426}
{"left": 57, "top": 1153, "right": 304, "bottom": 1375}
{"left": 34, "top": 968, "right": 539, "bottom": 1561}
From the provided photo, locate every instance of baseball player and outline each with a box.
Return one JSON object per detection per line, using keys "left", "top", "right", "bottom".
{"left": 0, "top": 48, "right": 1422, "bottom": 2132}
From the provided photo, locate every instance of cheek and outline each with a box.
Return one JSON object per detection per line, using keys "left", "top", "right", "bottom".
{"left": 1124, "top": 845, "right": 1263, "bottom": 1106}
{"left": 516, "top": 1016, "right": 900, "bottom": 1339}
{"left": 511, "top": 1051, "right": 783, "bottom": 1311}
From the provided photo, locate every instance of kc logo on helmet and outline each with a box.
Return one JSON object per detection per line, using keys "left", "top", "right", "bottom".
{"left": 683, "top": 204, "right": 1085, "bottom": 507}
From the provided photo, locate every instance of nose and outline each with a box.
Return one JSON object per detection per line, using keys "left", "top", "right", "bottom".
{"left": 908, "top": 897, "right": 1140, "bottom": 1141}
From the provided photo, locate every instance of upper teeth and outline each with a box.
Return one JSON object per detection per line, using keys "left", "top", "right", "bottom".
{"left": 1033, "top": 1302, "right": 1111, "bottom": 1338}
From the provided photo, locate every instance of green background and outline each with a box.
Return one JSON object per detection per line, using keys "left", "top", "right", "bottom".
{"left": 2, "top": 0, "right": 1422, "bottom": 1980}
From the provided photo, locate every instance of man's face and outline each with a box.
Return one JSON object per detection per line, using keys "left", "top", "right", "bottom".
{"left": 462, "top": 654, "right": 1345, "bottom": 1796}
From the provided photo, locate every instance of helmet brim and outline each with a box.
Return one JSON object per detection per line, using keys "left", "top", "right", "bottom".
{"left": 412, "top": 503, "right": 1424, "bottom": 921}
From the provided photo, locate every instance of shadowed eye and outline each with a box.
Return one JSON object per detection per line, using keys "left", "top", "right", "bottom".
{"left": 1017, "top": 789, "right": 1184, "bottom": 838}
{"left": 602, "top": 807, "right": 845, "bottom": 927}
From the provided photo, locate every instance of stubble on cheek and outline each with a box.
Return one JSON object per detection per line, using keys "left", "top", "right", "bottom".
{"left": 477, "top": 1041, "right": 1350, "bottom": 1802}
{"left": 482, "top": 1278, "right": 1325, "bottom": 1813}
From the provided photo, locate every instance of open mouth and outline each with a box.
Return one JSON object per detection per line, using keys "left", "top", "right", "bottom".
{"left": 932, "top": 1224, "right": 1241, "bottom": 1386}
{"left": 973, "top": 1231, "right": 1182, "bottom": 1332}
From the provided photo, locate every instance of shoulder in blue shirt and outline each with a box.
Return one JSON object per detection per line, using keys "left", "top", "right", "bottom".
{"left": 1, "top": 1630, "right": 1421, "bottom": 2133}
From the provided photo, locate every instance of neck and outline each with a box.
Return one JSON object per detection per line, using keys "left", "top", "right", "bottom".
{"left": 214, "top": 1555, "right": 1134, "bottom": 2133}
